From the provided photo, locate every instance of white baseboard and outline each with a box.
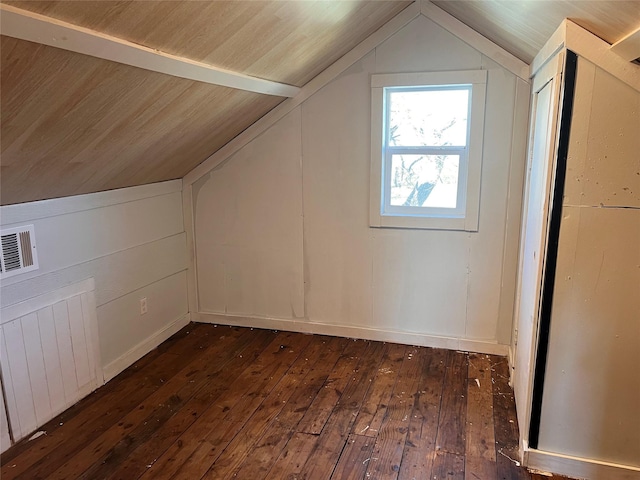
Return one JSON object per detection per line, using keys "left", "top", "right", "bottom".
{"left": 194, "top": 312, "right": 509, "bottom": 356}
{"left": 102, "top": 313, "right": 191, "bottom": 382}
{"left": 525, "top": 448, "right": 640, "bottom": 480}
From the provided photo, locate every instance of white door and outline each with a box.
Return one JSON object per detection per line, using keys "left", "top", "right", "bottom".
{"left": 512, "top": 52, "right": 565, "bottom": 447}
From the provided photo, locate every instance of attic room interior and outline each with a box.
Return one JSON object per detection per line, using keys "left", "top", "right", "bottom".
{"left": 0, "top": 0, "right": 638, "bottom": 479}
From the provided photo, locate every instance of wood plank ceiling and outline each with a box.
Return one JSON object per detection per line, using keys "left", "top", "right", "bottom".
{"left": 1, "top": 0, "right": 638, "bottom": 205}
{"left": 0, "top": 1, "right": 410, "bottom": 205}
{"left": 432, "top": 0, "right": 640, "bottom": 63}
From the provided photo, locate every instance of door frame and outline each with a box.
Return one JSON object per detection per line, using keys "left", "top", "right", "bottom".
{"left": 511, "top": 50, "right": 566, "bottom": 455}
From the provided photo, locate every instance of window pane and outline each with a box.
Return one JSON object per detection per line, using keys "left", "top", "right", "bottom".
{"left": 389, "top": 154, "right": 459, "bottom": 208}
{"left": 388, "top": 88, "right": 469, "bottom": 147}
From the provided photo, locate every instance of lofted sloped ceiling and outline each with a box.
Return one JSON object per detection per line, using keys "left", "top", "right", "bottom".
{"left": 2, "top": 0, "right": 413, "bottom": 86}
{"left": 432, "top": 0, "right": 640, "bottom": 64}
{"left": 0, "top": 0, "right": 411, "bottom": 205}
{"left": 1, "top": 0, "right": 639, "bottom": 206}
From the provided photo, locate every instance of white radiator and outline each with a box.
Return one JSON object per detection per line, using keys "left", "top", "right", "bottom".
{"left": 0, "top": 278, "right": 102, "bottom": 445}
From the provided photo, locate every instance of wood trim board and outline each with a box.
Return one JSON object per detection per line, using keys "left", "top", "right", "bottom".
{"left": 0, "top": 278, "right": 95, "bottom": 323}
{"left": 181, "top": 184, "right": 199, "bottom": 319}
{"left": 566, "top": 20, "right": 640, "bottom": 92}
{"left": 419, "top": 0, "right": 529, "bottom": 81}
{"left": 532, "top": 20, "right": 640, "bottom": 92}
{"left": 610, "top": 25, "right": 640, "bottom": 62}
{"left": 0, "top": 180, "right": 181, "bottom": 226}
{"left": 525, "top": 448, "right": 640, "bottom": 480}
{"left": 0, "top": 4, "right": 300, "bottom": 97}
{"left": 496, "top": 77, "right": 531, "bottom": 346}
{"left": 195, "top": 312, "right": 510, "bottom": 357}
{"left": 530, "top": 21, "right": 567, "bottom": 79}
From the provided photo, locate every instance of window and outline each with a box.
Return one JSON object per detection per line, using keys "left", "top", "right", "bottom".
{"left": 370, "top": 70, "right": 487, "bottom": 231}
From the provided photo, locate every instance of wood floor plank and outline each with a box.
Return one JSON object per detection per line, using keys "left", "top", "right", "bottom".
{"left": 299, "top": 341, "right": 388, "bottom": 479}
{"left": 397, "top": 346, "right": 448, "bottom": 480}
{"left": 169, "top": 420, "right": 243, "bottom": 480}
{"left": 1, "top": 327, "right": 574, "bottom": 480}
{"left": 219, "top": 332, "right": 313, "bottom": 425}
{"left": 435, "top": 351, "right": 468, "bottom": 456}
{"left": 297, "top": 338, "right": 373, "bottom": 435}
{"left": 0, "top": 323, "right": 200, "bottom": 465}
{"left": 138, "top": 331, "right": 309, "bottom": 480}
{"left": 1, "top": 323, "right": 221, "bottom": 480}
{"left": 263, "top": 432, "right": 318, "bottom": 480}
{"left": 201, "top": 335, "right": 336, "bottom": 479}
{"left": 45, "top": 327, "right": 264, "bottom": 480}
{"left": 102, "top": 328, "right": 277, "bottom": 480}
{"left": 232, "top": 336, "right": 349, "bottom": 479}
{"left": 352, "top": 343, "right": 406, "bottom": 438}
{"left": 465, "top": 354, "right": 497, "bottom": 480}
{"left": 2, "top": 323, "right": 204, "bottom": 464}
{"left": 0, "top": 324, "right": 203, "bottom": 467}
{"left": 175, "top": 335, "right": 313, "bottom": 479}
{"left": 432, "top": 450, "right": 465, "bottom": 480}
{"left": 331, "top": 434, "right": 375, "bottom": 480}
{"left": 365, "top": 345, "right": 422, "bottom": 479}
{"left": 490, "top": 355, "right": 529, "bottom": 480}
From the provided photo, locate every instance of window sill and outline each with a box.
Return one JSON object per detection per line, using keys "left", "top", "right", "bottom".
{"left": 369, "top": 211, "right": 479, "bottom": 232}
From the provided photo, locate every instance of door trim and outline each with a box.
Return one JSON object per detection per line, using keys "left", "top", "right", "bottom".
{"left": 528, "top": 50, "right": 578, "bottom": 449}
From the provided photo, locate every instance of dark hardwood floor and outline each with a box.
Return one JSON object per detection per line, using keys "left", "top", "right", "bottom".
{"left": 0, "top": 323, "right": 571, "bottom": 479}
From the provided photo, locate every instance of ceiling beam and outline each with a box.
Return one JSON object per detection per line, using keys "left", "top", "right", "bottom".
{"left": 0, "top": 4, "right": 300, "bottom": 97}
{"left": 183, "top": 1, "right": 422, "bottom": 186}
{"left": 610, "top": 25, "right": 640, "bottom": 62}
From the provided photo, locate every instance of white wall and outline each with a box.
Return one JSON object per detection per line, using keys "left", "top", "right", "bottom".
{"left": 537, "top": 59, "right": 640, "bottom": 468}
{"left": 0, "top": 181, "right": 189, "bottom": 381}
{"left": 192, "top": 15, "right": 530, "bottom": 353}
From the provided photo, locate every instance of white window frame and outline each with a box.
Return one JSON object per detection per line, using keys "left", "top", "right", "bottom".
{"left": 369, "top": 70, "right": 487, "bottom": 231}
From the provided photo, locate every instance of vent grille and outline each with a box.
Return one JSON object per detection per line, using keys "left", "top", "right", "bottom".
{"left": 0, "top": 225, "right": 39, "bottom": 279}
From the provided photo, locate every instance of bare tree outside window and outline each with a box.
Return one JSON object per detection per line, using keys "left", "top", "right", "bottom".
{"left": 370, "top": 70, "right": 486, "bottom": 231}
{"left": 387, "top": 88, "right": 468, "bottom": 209}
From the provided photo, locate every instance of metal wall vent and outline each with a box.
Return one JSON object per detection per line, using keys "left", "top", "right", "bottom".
{"left": 0, "top": 225, "right": 39, "bottom": 279}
